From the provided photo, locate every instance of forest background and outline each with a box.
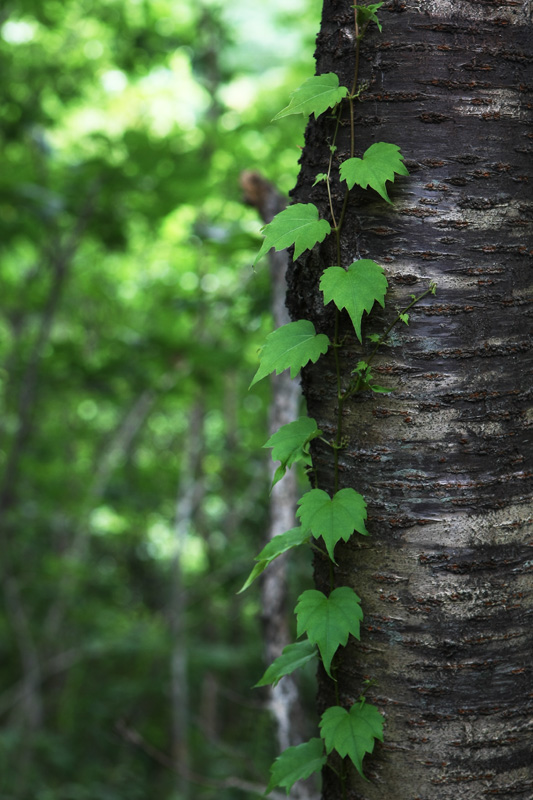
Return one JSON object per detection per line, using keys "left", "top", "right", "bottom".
{"left": 0, "top": 1, "right": 321, "bottom": 798}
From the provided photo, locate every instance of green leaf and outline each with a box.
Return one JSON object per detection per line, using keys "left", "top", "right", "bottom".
{"left": 399, "top": 312, "right": 409, "bottom": 325}
{"left": 256, "top": 640, "right": 317, "bottom": 687}
{"left": 250, "top": 320, "right": 330, "bottom": 387}
{"left": 255, "top": 526, "right": 310, "bottom": 563}
{"left": 367, "top": 333, "right": 381, "bottom": 343}
{"left": 238, "top": 527, "right": 310, "bottom": 593}
{"left": 320, "top": 260, "right": 388, "bottom": 343}
{"left": 350, "top": 360, "right": 394, "bottom": 395}
{"left": 339, "top": 142, "right": 409, "bottom": 203}
{"left": 237, "top": 560, "right": 269, "bottom": 594}
{"left": 264, "top": 417, "right": 322, "bottom": 486}
{"left": 266, "top": 738, "right": 327, "bottom": 795}
{"left": 354, "top": 3, "right": 383, "bottom": 32}
{"left": 297, "top": 488, "right": 368, "bottom": 561}
{"left": 296, "top": 587, "right": 363, "bottom": 676}
{"left": 319, "top": 699, "right": 384, "bottom": 778}
{"left": 313, "top": 172, "right": 328, "bottom": 186}
{"left": 254, "top": 204, "right": 331, "bottom": 264}
{"left": 274, "top": 73, "right": 349, "bottom": 120}
{"left": 369, "top": 384, "right": 394, "bottom": 394}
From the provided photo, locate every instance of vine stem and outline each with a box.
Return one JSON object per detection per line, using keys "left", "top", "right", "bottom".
{"left": 366, "top": 284, "right": 436, "bottom": 368}
{"left": 332, "top": 310, "right": 343, "bottom": 495}
{"left": 327, "top": 17, "right": 368, "bottom": 800}
{"left": 326, "top": 108, "right": 343, "bottom": 231}
{"left": 330, "top": 14, "right": 364, "bottom": 498}
{"left": 341, "top": 285, "right": 437, "bottom": 401}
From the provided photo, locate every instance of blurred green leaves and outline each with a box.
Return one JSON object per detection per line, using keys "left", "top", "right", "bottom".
{"left": 0, "top": 0, "right": 319, "bottom": 797}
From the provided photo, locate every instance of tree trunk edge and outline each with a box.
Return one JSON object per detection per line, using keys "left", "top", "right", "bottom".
{"left": 287, "top": 3, "right": 532, "bottom": 798}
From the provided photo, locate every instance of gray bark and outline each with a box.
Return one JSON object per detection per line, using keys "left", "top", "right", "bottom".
{"left": 287, "top": 2, "right": 532, "bottom": 798}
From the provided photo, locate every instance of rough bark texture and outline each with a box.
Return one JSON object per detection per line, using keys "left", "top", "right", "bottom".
{"left": 287, "top": 2, "right": 532, "bottom": 798}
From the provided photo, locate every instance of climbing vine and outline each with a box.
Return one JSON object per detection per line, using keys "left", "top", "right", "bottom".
{"left": 241, "top": 4, "right": 436, "bottom": 795}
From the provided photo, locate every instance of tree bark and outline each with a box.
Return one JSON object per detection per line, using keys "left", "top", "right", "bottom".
{"left": 287, "top": 2, "right": 532, "bottom": 798}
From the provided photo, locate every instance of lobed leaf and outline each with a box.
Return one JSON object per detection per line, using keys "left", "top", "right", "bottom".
{"left": 320, "top": 260, "right": 388, "bottom": 343}
{"left": 256, "top": 640, "right": 317, "bottom": 687}
{"left": 255, "top": 526, "right": 310, "bottom": 563}
{"left": 354, "top": 3, "right": 383, "bottom": 32}
{"left": 264, "top": 417, "right": 322, "bottom": 486}
{"left": 237, "top": 561, "right": 268, "bottom": 594}
{"left": 351, "top": 360, "right": 394, "bottom": 395}
{"left": 339, "top": 142, "right": 409, "bottom": 203}
{"left": 238, "top": 527, "right": 310, "bottom": 593}
{"left": 313, "top": 172, "right": 328, "bottom": 186}
{"left": 266, "top": 738, "right": 327, "bottom": 795}
{"left": 319, "top": 699, "right": 384, "bottom": 778}
{"left": 296, "top": 488, "right": 368, "bottom": 561}
{"left": 250, "top": 320, "right": 330, "bottom": 388}
{"left": 274, "top": 73, "right": 349, "bottom": 120}
{"left": 295, "top": 587, "right": 363, "bottom": 676}
{"left": 254, "top": 203, "right": 331, "bottom": 264}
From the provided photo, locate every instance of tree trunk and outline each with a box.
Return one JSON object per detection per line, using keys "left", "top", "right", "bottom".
{"left": 287, "top": 2, "right": 532, "bottom": 798}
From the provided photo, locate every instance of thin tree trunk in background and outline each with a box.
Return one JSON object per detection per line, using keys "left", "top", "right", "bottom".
{"left": 42, "top": 385, "right": 161, "bottom": 644}
{"left": 241, "top": 173, "right": 314, "bottom": 780}
{"left": 169, "top": 402, "right": 205, "bottom": 800}
{"left": 0, "top": 190, "right": 97, "bottom": 789}
{"left": 288, "top": 2, "right": 532, "bottom": 798}
{"left": 0, "top": 187, "right": 97, "bottom": 522}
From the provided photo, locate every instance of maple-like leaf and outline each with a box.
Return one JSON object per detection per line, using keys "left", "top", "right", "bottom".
{"left": 295, "top": 587, "right": 363, "bottom": 676}
{"left": 250, "top": 320, "right": 330, "bottom": 387}
{"left": 254, "top": 203, "right": 331, "bottom": 264}
{"left": 266, "top": 738, "right": 327, "bottom": 795}
{"left": 354, "top": 3, "right": 383, "bottom": 32}
{"left": 238, "top": 527, "right": 310, "bottom": 593}
{"left": 256, "top": 640, "right": 317, "bottom": 687}
{"left": 264, "top": 417, "right": 322, "bottom": 486}
{"left": 319, "top": 699, "right": 384, "bottom": 778}
{"left": 351, "top": 360, "right": 394, "bottom": 394}
{"left": 296, "top": 488, "right": 368, "bottom": 561}
{"left": 339, "top": 142, "right": 409, "bottom": 203}
{"left": 320, "top": 260, "right": 388, "bottom": 342}
{"left": 274, "top": 73, "right": 349, "bottom": 120}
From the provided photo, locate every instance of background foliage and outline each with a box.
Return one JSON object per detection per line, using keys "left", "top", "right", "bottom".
{"left": 0, "top": 1, "right": 319, "bottom": 797}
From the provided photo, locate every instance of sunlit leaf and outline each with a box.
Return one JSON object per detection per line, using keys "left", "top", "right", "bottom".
{"left": 238, "top": 527, "right": 310, "bottom": 593}
{"left": 297, "top": 488, "right": 368, "bottom": 561}
{"left": 339, "top": 142, "right": 408, "bottom": 203}
{"left": 250, "top": 320, "right": 330, "bottom": 387}
{"left": 354, "top": 3, "right": 383, "bottom": 32}
{"left": 313, "top": 172, "right": 328, "bottom": 186}
{"left": 320, "top": 699, "right": 384, "bottom": 778}
{"left": 237, "top": 561, "right": 268, "bottom": 594}
{"left": 256, "top": 527, "right": 310, "bottom": 563}
{"left": 274, "top": 73, "right": 348, "bottom": 120}
{"left": 264, "top": 417, "right": 322, "bottom": 486}
{"left": 256, "top": 640, "right": 317, "bottom": 687}
{"left": 254, "top": 204, "right": 331, "bottom": 264}
{"left": 266, "top": 738, "right": 327, "bottom": 795}
{"left": 320, "top": 260, "right": 388, "bottom": 342}
{"left": 296, "top": 587, "right": 363, "bottom": 676}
